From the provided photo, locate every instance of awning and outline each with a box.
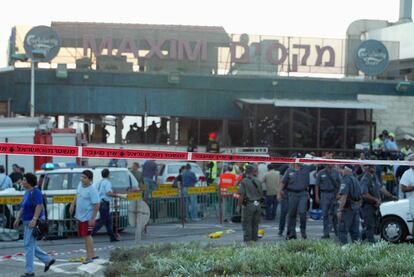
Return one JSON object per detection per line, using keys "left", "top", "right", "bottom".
{"left": 236, "top": 98, "right": 386, "bottom": 110}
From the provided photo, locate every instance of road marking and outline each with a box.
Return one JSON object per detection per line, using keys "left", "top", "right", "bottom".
{"left": 11, "top": 256, "right": 109, "bottom": 275}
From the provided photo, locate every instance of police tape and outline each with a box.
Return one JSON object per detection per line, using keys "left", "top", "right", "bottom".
{"left": 0, "top": 142, "right": 414, "bottom": 166}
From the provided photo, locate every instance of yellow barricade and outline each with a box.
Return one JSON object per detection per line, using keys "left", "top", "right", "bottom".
{"left": 226, "top": 186, "right": 238, "bottom": 193}
{"left": 152, "top": 189, "right": 179, "bottom": 198}
{"left": 127, "top": 192, "right": 142, "bottom": 200}
{"left": 53, "top": 195, "right": 75, "bottom": 203}
{"left": 158, "top": 184, "right": 174, "bottom": 190}
{"left": 383, "top": 175, "right": 395, "bottom": 181}
{"left": 0, "top": 196, "right": 23, "bottom": 204}
{"left": 188, "top": 186, "right": 217, "bottom": 195}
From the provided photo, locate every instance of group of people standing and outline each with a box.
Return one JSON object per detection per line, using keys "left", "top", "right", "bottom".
{"left": 236, "top": 154, "right": 401, "bottom": 244}
{"left": 13, "top": 167, "right": 122, "bottom": 276}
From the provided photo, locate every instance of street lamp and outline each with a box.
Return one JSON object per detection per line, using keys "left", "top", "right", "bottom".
{"left": 28, "top": 49, "right": 46, "bottom": 117}
{"left": 11, "top": 49, "right": 46, "bottom": 117}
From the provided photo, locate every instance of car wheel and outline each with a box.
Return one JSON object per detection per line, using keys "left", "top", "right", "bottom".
{"left": 380, "top": 216, "right": 408, "bottom": 243}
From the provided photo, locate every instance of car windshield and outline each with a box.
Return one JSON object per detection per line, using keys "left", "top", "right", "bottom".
{"left": 167, "top": 164, "right": 203, "bottom": 175}
{"left": 44, "top": 173, "right": 80, "bottom": 190}
{"left": 109, "top": 171, "right": 137, "bottom": 189}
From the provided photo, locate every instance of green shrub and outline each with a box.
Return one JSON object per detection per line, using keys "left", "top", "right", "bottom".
{"left": 105, "top": 240, "right": 414, "bottom": 277}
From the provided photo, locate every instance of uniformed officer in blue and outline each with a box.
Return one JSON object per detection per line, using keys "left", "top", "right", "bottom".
{"left": 337, "top": 165, "right": 361, "bottom": 244}
{"left": 360, "top": 164, "right": 397, "bottom": 243}
{"left": 278, "top": 155, "right": 315, "bottom": 239}
{"left": 315, "top": 164, "right": 341, "bottom": 239}
{"left": 237, "top": 164, "right": 263, "bottom": 242}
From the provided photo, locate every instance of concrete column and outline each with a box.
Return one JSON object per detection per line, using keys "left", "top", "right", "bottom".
{"left": 64, "top": 116, "right": 69, "bottom": 128}
{"left": 115, "top": 116, "right": 124, "bottom": 144}
{"left": 170, "top": 117, "right": 177, "bottom": 145}
{"left": 222, "top": 119, "right": 230, "bottom": 147}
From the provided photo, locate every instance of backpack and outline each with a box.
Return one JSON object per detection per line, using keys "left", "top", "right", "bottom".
{"left": 349, "top": 176, "right": 362, "bottom": 202}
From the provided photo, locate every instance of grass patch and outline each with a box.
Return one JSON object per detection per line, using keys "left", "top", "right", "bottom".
{"left": 106, "top": 240, "right": 414, "bottom": 277}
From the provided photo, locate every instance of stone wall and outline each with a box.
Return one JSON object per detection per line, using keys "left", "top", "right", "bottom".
{"left": 358, "top": 94, "right": 414, "bottom": 137}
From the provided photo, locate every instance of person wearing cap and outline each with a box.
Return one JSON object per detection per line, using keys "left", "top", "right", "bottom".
{"left": 360, "top": 164, "right": 397, "bottom": 243}
{"left": 206, "top": 132, "right": 220, "bottom": 153}
{"left": 277, "top": 154, "right": 316, "bottom": 240}
{"left": 399, "top": 154, "right": 414, "bottom": 236}
{"left": 384, "top": 134, "right": 398, "bottom": 151}
{"left": 315, "top": 164, "right": 341, "bottom": 239}
{"left": 206, "top": 132, "right": 219, "bottom": 185}
{"left": 236, "top": 164, "right": 263, "bottom": 242}
{"left": 337, "top": 165, "right": 361, "bottom": 244}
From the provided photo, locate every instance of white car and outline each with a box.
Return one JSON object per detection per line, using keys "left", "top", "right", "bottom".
{"left": 379, "top": 199, "right": 412, "bottom": 242}
{"left": 156, "top": 162, "right": 206, "bottom": 186}
{"left": 0, "top": 166, "right": 138, "bottom": 234}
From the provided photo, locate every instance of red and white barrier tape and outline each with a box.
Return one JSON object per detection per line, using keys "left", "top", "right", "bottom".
{"left": 0, "top": 252, "right": 24, "bottom": 262}
{"left": 0, "top": 142, "right": 413, "bottom": 166}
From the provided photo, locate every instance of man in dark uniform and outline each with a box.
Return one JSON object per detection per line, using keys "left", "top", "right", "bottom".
{"left": 315, "top": 164, "right": 341, "bottom": 239}
{"left": 237, "top": 165, "right": 263, "bottom": 242}
{"left": 337, "top": 165, "right": 361, "bottom": 244}
{"left": 277, "top": 156, "right": 315, "bottom": 240}
{"left": 361, "top": 164, "right": 397, "bottom": 243}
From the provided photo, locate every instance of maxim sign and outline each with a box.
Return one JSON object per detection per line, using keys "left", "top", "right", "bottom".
{"left": 82, "top": 35, "right": 338, "bottom": 72}
{"left": 83, "top": 35, "right": 207, "bottom": 61}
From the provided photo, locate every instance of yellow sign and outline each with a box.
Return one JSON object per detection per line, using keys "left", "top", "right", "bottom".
{"left": 127, "top": 192, "right": 142, "bottom": 200}
{"left": 383, "top": 175, "right": 395, "bottom": 181}
{"left": 0, "top": 196, "right": 22, "bottom": 204}
{"left": 188, "top": 186, "right": 217, "bottom": 195}
{"left": 226, "top": 186, "right": 238, "bottom": 193}
{"left": 152, "top": 189, "right": 178, "bottom": 198}
{"left": 53, "top": 195, "right": 75, "bottom": 203}
{"left": 158, "top": 184, "right": 174, "bottom": 190}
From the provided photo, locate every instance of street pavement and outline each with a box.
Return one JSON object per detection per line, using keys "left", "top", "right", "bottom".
{"left": 0, "top": 218, "right": 327, "bottom": 276}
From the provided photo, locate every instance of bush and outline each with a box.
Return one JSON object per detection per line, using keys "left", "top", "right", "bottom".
{"left": 106, "top": 240, "right": 414, "bottom": 277}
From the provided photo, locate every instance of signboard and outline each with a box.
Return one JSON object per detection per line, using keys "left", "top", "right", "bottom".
{"left": 24, "top": 26, "right": 61, "bottom": 61}
{"left": 53, "top": 195, "right": 75, "bottom": 203}
{"left": 355, "top": 40, "right": 389, "bottom": 76}
{"left": 0, "top": 196, "right": 22, "bottom": 204}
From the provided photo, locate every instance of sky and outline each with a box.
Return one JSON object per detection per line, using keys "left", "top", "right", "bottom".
{"left": 0, "top": 0, "right": 403, "bottom": 67}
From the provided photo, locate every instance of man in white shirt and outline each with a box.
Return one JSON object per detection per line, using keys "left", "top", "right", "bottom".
{"left": 400, "top": 154, "right": 414, "bottom": 236}
{"left": 0, "top": 165, "right": 12, "bottom": 190}
{"left": 69, "top": 170, "right": 100, "bottom": 264}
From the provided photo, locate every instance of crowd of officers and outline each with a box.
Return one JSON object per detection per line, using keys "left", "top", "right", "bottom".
{"left": 235, "top": 154, "right": 400, "bottom": 244}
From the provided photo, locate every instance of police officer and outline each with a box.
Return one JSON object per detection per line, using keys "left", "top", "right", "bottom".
{"left": 236, "top": 165, "right": 263, "bottom": 242}
{"left": 315, "top": 164, "right": 341, "bottom": 239}
{"left": 361, "top": 164, "right": 397, "bottom": 243}
{"left": 277, "top": 156, "right": 315, "bottom": 240}
{"left": 337, "top": 165, "right": 361, "bottom": 244}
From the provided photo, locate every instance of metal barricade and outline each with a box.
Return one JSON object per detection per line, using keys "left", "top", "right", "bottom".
{"left": 46, "top": 193, "right": 133, "bottom": 238}
{"left": 0, "top": 185, "right": 240, "bottom": 240}
{"left": 144, "top": 185, "right": 230, "bottom": 224}
{"left": 0, "top": 195, "right": 22, "bottom": 241}
{"left": 0, "top": 191, "right": 135, "bottom": 239}
{"left": 149, "top": 189, "right": 181, "bottom": 224}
